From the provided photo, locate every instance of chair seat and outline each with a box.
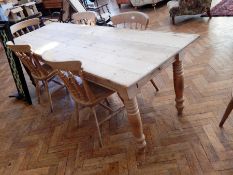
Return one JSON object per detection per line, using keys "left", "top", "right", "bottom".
{"left": 42, "top": 63, "right": 53, "bottom": 73}
{"left": 42, "top": 63, "right": 58, "bottom": 77}
{"left": 83, "top": 81, "right": 114, "bottom": 106}
{"left": 33, "top": 63, "right": 58, "bottom": 80}
{"left": 167, "top": 0, "right": 179, "bottom": 10}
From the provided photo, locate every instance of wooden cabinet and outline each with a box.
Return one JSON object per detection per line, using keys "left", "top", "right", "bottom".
{"left": 42, "top": 0, "right": 62, "bottom": 9}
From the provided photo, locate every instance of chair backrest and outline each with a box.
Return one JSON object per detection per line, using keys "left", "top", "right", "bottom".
{"left": 111, "top": 11, "right": 149, "bottom": 30}
{"left": 72, "top": 11, "right": 96, "bottom": 25}
{"left": 46, "top": 61, "right": 96, "bottom": 104}
{"left": 10, "top": 18, "right": 40, "bottom": 38}
{"left": 6, "top": 41, "right": 49, "bottom": 80}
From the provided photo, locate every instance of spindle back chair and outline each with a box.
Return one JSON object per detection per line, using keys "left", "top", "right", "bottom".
{"left": 47, "top": 60, "right": 124, "bottom": 146}
{"left": 111, "top": 11, "right": 149, "bottom": 30}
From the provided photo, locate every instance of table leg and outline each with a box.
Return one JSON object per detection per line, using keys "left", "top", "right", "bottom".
{"left": 124, "top": 97, "right": 146, "bottom": 149}
{"left": 173, "top": 54, "right": 184, "bottom": 116}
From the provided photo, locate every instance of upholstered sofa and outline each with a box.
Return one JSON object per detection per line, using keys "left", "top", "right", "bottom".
{"left": 116, "top": 0, "right": 162, "bottom": 8}
{"left": 167, "top": 0, "right": 212, "bottom": 24}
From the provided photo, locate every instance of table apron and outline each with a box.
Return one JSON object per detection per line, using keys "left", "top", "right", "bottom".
{"left": 83, "top": 54, "right": 179, "bottom": 100}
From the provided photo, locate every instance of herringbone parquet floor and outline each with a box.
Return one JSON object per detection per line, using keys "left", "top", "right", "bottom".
{"left": 1, "top": 1, "right": 233, "bottom": 174}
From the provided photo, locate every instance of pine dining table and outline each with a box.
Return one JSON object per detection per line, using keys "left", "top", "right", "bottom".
{"left": 14, "top": 22, "right": 199, "bottom": 149}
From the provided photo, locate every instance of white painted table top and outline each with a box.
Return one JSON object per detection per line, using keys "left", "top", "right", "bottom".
{"left": 14, "top": 23, "right": 199, "bottom": 88}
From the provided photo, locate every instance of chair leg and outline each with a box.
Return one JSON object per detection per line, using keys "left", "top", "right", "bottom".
{"left": 75, "top": 102, "right": 81, "bottom": 127}
{"left": 35, "top": 80, "right": 40, "bottom": 104}
{"left": 172, "top": 16, "right": 175, "bottom": 25}
{"left": 150, "top": 79, "right": 159, "bottom": 92}
{"left": 91, "top": 107, "right": 103, "bottom": 147}
{"left": 45, "top": 80, "right": 53, "bottom": 112}
{"left": 117, "top": 92, "right": 124, "bottom": 104}
{"left": 219, "top": 98, "right": 233, "bottom": 127}
{"left": 206, "top": 7, "right": 211, "bottom": 19}
{"left": 35, "top": 80, "right": 41, "bottom": 104}
{"left": 104, "top": 98, "right": 110, "bottom": 106}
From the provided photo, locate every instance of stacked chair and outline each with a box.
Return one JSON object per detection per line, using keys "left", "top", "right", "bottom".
{"left": 51, "top": 0, "right": 111, "bottom": 24}
{"left": 3, "top": 1, "right": 41, "bottom": 22}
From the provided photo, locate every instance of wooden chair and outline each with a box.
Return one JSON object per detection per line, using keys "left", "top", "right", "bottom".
{"left": 112, "top": 11, "right": 159, "bottom": 92}
{"left": 6, "top": 42, "right": 63, "bottom": 112}
{"left": 72, "top": 11, "right": 96, "bottom": 25}
{"left": 219, "top": 92, "right": 233, "bottom": 127}
{"left": 10, "top": 18, "right": 41, "bottom": 38}
{"left": 46, "top": 60, "right": 124, "bottom": 147}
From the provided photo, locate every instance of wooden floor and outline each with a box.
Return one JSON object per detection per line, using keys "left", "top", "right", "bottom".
{"left": 1, "top": 1, "right": 233, "bottom": 174}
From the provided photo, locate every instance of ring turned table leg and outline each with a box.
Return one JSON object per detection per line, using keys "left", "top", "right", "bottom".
{"left": 173, "top": 54, "right": 184, "bottom": 116}
{"left": 124, "top": 97, "right": 146, "bottom": 149}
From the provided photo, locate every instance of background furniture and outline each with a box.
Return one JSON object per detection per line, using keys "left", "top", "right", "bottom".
{"left": 115, "top": 0, "right": 131, "bottom": 8}
{"left": 46, "top": 60, "right": 124, "bottom": 146}
{"left": 219, "top": 92, "right": 233, "bottom": 127}
{"left": 167, "top": 0, "right": 212, "bottom": 24}
{"left": 24, "top": 2, "right": 40, "bottom": 16}
{"left": 14, "top": 22, "right": 198, "bottom": 149}
{"left": 112, "top": 11, "right": 159, "bottom": 92}
{"left": 1, "top": 1, "right": 41, "bottom": 22}
{"left": 81, "top": 0, "right": 110, "bottom": 18}
{"left": 6, "top": 6, "right": 25, "bottom": 21}
{"left": 52, "top": 0, "right": 110, "bottom": 24}
{"left": 129, "top": 0, "right": 161, "bottom": 8}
